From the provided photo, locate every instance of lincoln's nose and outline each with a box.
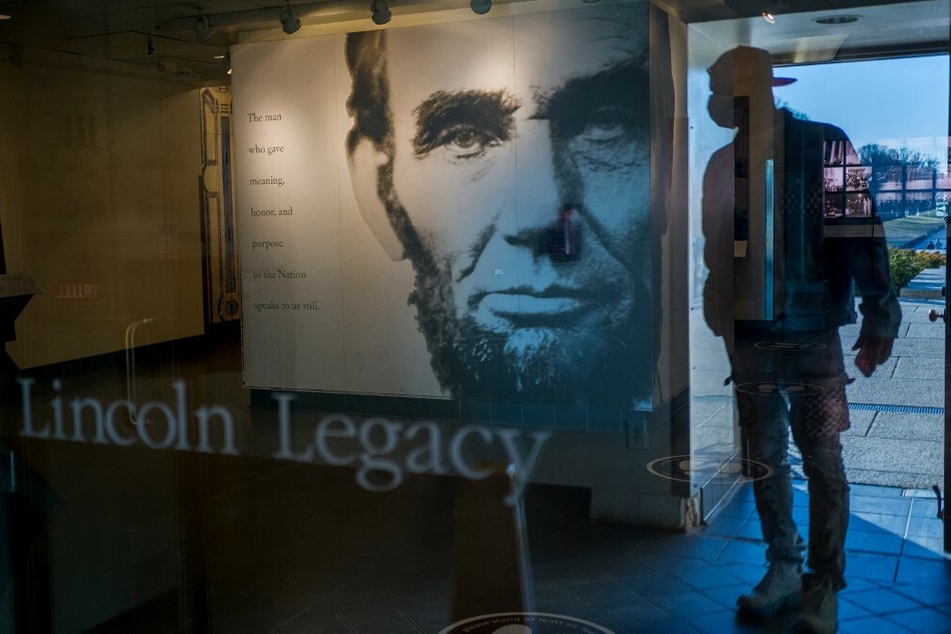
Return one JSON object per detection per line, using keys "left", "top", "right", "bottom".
{"left": 542, "top": 205, "right": 581, "bottom": 263}
{"left": 507, "top": 121, "right": 582, "bottom": 263}
{"left": 502, "top": 205, "right": 581, "bottom": 264}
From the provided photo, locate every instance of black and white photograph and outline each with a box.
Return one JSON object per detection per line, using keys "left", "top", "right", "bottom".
{"left": 845, "top": 192, "right": 874, "bottom": 217}
{"left": 906, "top": 164, "right": 936, "bottom": 189}
{"left": 845, "top": 166, "right": 871, "bottom": 191}
{"left": 875, "top": 191, "right": 902, "bottom": 219}
{"left": 823, "top": 139, "right": 844, "bottom": 166}
{"left": 824, "top": 167, "right": 844, "bottom": 192}
{"left": 907, "top": 190, "right": 937, "bottom": 214}
{"left": 877, "top": 164, "right": 904, "bottom": 190}
{"left": 845, "top": 141, "right": 862, "bottom": 165}
{"left": 824, "top": 192, "right": 845, "bottom": 218}
{"left": 234, "top": 4, "right": 665, "bottom": 409}
{"left": 344, "top": 5, "right": 656, "bottom": 408}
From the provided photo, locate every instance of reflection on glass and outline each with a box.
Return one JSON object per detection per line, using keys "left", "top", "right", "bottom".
{"left": 703, "top": 46, "right": 903, "bottom": 633}
{"left": 3, "top": 4, "right": 950, "bottom": 633}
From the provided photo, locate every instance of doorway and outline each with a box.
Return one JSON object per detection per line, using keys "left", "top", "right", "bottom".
{"left": 688, "top": 0, "right": 949, "bottom": 555}
{"left": 776, "top": 54, "right": 947, "bottom": 552}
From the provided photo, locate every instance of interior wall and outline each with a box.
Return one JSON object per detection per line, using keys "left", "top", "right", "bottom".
{"left": 0, "top": 62, "right": 205, "bottom": 369}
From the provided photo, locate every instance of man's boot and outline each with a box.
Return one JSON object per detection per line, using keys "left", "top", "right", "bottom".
{"left": 736, "top": 560, "right": 803, "bottom": 617}
{"left": 796, "top": 573, "right": 838, "bottom": 634}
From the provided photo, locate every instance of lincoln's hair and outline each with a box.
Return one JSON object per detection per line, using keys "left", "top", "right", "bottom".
{"left": 345, "top": 30, "right": 394, "bottom": 156}
{"left": 343, "top": 29, "right": 431, "bottom": 274}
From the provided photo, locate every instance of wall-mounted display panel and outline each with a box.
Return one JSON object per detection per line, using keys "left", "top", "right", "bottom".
{"left": 233, "top": 4, "right": 670, "bottom": 413}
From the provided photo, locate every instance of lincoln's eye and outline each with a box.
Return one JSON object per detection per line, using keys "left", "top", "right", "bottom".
{"left": 412, "top": 89, "right": 519, "bottom": 163}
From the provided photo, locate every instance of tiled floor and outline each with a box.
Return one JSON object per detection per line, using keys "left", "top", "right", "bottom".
{"left": 512, "top": 481, "right": 951, "bottom": 634}
{"left": 274, "top": 477, "right": 951, "bottom": 634}
{"left": 61, "top": 450, "right": 951, "bottom": 634}
{"left": 296, "top": 482, "right": 946, "bottom": 634}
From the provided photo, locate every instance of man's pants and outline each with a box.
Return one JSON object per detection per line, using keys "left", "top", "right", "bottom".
{"left": 732, "top": 327, "right": 851, "bottom": 591}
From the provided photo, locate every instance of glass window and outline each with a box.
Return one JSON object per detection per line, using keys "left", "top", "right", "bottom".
{"left": 1, "top": 2, "right": 947, "bottom": 632}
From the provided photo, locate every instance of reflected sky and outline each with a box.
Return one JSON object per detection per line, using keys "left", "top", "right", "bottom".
{"left": 777, "top": 55, "right": 949, "bottom": 160}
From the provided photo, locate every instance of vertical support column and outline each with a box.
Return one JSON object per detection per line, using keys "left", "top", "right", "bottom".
{"left": 450, "top": 464, "right": 534, "bottom": 622}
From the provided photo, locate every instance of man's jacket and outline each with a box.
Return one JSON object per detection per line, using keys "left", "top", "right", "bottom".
{"left": 703, "top": 109, "right": 901, "bottom": 345}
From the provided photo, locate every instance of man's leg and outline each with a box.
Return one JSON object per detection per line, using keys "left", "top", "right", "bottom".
{"left": 795, "top": 430, "right": 849, "bottom": 589}
{"left": 735, "top": 387, "right": 805, "bottom": 616}
{"left": 789, "top": 375, "right": 850, "bottom": 633}
{"left": 742, "top": 390, "right": 805, "bottom": 565}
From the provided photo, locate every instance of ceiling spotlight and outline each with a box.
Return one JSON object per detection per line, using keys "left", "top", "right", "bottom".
{"left": 280, "top": 2, "right": 301, "bottom": 34}
{"left": 371, "top": 0, "right": 391, "bottom": 25}
{"left": 193, "top": 13, "right": 214, "bottom": 43}
{"left": 470, "top": 0, "right": 491, "bottom": 14}
{"left": 762, "top": 0, "right": 786, "bottom": 24}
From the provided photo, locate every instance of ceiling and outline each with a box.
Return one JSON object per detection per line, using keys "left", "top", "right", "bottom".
{"left": 0, "top": 0, "right": 946, "bottom": 85}
{"left": 691, "top": 0, "right": 951, "bottom": 65}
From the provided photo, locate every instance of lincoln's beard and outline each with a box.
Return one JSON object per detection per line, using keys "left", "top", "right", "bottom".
{"left": 383, "top": 195, "right": 652, "bottom": 408}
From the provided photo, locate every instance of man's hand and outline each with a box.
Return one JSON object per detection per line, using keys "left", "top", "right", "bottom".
{"left": 852, "top": 335, "right": 895, "bottom": 377}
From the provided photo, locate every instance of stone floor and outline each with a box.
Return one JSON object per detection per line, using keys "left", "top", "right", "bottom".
{"left": 835, "top": 295, "right": 945, "bottom": 490}
{"left": 517, "top": 481, "right": 950, "bottom": 634}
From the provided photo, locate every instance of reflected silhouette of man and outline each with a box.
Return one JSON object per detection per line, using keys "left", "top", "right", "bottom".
{"left": 344, "top": 7, "right": 670, "bottom": 408}
{"left": 703, "top": 47, "right": 901, "bottom": 634}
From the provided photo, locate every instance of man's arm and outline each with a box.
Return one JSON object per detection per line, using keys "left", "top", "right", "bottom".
{"left": 847, "top": 227, "right": 902, "bottom": 376}
{"left": 819, "top": 123, "right": 902, "bottom": 377}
